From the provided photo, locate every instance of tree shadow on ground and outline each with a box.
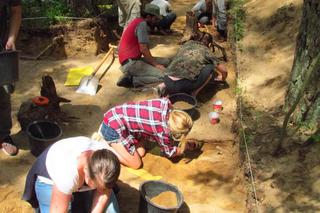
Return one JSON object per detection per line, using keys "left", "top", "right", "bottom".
{"left": 197, "top": 81, "right": 230, "bottom": 104}
{"left": 117, "top": 180, "right": 141, "bottom": 213}
{"left": 240, "top": 100, "right": 320, "bottom": 212}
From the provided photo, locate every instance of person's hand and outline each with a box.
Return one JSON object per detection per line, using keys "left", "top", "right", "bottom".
{"left": 5, "top": 36, "right": 16, "bottom": 50}
{"left": 185, "top": 141, "right": 203, "bottom": 152}
{"left": 155, "top": 64, "right": 166, "bottom": 71}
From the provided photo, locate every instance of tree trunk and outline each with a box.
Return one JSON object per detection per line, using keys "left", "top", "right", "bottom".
{"left": 284, "top": 0, "right": 320, "bottom": 132}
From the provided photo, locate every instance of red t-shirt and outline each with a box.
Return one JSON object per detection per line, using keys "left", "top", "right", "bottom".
{"left": 118, "top": 18, "right": 145, "bottom": 64}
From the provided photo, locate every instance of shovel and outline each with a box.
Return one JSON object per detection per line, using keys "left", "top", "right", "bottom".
{"left": 76, "top": 44, "right": 116, "bottom": 95}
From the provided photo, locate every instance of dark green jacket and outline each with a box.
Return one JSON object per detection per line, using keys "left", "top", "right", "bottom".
{"left": 166, "top": 40, "right": 219, "bottom": 80}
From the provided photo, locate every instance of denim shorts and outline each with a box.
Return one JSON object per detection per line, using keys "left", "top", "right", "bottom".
{"left": 35, "top": 177, "right": 119, "bottom": 213}
{"left": 100, "top": 123, "right": 120, "bottom": 142}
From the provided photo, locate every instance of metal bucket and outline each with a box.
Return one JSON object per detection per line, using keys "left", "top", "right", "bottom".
{"left": 0, "top": 50, "right": 19, "bottom": 86}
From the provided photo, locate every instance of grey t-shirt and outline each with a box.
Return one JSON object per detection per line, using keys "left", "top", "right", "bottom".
{"left": 135, "top": 21, "right": 149, "bottom": 44}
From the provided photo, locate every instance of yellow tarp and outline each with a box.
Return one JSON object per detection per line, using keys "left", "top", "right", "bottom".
{"left": 64, "top": 66, "right": 93, "bottom": 86}
{"left": 126, "top": 168, "right": 162, "bottom": 181}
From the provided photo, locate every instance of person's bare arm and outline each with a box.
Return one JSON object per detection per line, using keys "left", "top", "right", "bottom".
{"left": 6, "top": 5, "right": 21, "bottom": 50}
{"left": 215, "top": 63, "right": 228, "bottom": 81}
{"left": 212, "top": 16, "right": 217, "bottom": 30}
{"left": 50, "top": 185, "right": 72, "bottom": 213}
{"left": 139, "top": 43, "right": 165, "bottom": 70}
{"left": 91, "top": 189, "right": 111, "bottom": 213}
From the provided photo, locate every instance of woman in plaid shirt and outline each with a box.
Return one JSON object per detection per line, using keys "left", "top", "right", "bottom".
{"left": 99, "top": 98, "right": 194, "bottom": 169}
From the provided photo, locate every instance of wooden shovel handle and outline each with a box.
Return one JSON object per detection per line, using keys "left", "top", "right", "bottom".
{"left": 91, "top": 45, "right": 115, "bottom": 76}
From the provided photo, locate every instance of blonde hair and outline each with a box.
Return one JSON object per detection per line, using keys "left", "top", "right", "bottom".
{"left": 168, "top": 110, "right": 193, "bottom": 153}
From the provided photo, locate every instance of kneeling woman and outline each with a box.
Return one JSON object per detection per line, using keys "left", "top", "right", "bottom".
{"left": 22, "top": 136, "right": 120, "bottom": 213}
{"left": 100, "top": 98, "right": 194, "bottom": 169}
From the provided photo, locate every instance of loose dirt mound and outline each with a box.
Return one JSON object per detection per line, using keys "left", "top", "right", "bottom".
{"left": 238, "top": 0, "right": 320, "bottom": 211}
{"left": 18, "top": 17, "right": 118, "bottom": 59}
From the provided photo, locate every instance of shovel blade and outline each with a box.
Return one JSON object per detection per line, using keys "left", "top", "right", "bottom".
{"left": 76, "top": 76, "right": 99, "bottom": 96}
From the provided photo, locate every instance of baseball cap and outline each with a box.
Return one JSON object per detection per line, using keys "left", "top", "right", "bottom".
{"left": 144, "top": 4, "right": 161, "bottom": 18}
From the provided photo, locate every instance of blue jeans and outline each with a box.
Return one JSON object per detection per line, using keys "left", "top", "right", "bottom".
{"left": 157, "top": 12, "right": 177, "bottom": 30}
{"left": 35, "top": 178, "right": 119, "bottom": 213}
{"left": 100, "top": 123, "right": 120, "bottom": 141}
{"left": 164, "top": 64, "right": 215, "bottom": 95}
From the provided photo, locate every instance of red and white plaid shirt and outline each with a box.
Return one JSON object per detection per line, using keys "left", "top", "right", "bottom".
{"left": 103, "top": 98, "right": 177, "bottom": 157}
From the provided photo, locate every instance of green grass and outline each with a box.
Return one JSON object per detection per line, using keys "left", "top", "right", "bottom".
{"left": 228, "top": 0, "right": 247, "bottom": 41}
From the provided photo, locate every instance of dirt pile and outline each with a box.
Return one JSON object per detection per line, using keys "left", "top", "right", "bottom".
{"left": 150, "top": 191, "right": 178, "bottom": 208}
{"left": 18, "top": 17, "right": 118, "bottom": 59}
{"left": 238, "top": 0, "right": 320, "bottom": 211}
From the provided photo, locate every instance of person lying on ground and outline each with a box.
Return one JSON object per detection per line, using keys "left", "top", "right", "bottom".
{"left": 150, "top": 0, "right": 176, "bottom": 35}
{"left": 22, "top": 136, "right": 120, "bottom": 213}
{"left": 191, "top": 0, "right": 213, "bottom": 27}
{"left": 117, "top": 3, "right": 170, "bottom": 88}
{"left": 156, "top": 31, "right": 227, "bottom": 97}
{"left": 98, "top": 98, "right": 197, "bottom": 169}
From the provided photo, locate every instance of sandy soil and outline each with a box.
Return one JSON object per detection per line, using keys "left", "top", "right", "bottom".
{"left": 0, "top": 0, "right": 246, "bottom": 213}
{"left": 238, "top": 0, "right": 320, "bottom": 212}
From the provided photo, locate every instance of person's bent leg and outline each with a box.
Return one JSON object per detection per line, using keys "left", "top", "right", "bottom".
{"left": 154, "top": 57, "right": 171, "bottom": 67}
{"left": 158, "top": 12, "right": 177, "bottom": 30}
{"left": 199, "top": 16, "right": 210, "bottom": 25}
{"left": 163, "top": 75, "right": 194, "bottom": 95}
{"left": 129, "top": 60, "right": 165, "bottom": 87}
{"left": 35, "top": 178, "right": 53, "bottom": 213}
{"left": 190, "top": 64, "right": 214, "bottom": 96}
{"left": 0, "top": 87, "right": 12, "bottom": 140}
{"left": 164, "top": 12, "right": 177, "bottom": 29}
{"left": 0, "top": 87, "right": 17, "bottom": 156}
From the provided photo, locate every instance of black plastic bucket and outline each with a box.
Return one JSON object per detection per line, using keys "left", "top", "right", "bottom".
{"left": 169, "top": 93, "right": 197, "bottom": 118}
{"left": 139, "top": 180, "right": 184, "bottom": 213}
{"left": 26, "top": 120, "right": 62, "bottom": 157}
{"left": 0, "top": 50, "right": 19, "bottom": 86}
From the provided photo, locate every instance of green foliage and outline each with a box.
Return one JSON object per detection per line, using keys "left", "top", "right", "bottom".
{"left": 310, "top": 134, "right": 320, "bottom": 142}
{"left": 22, "top": 0, "right": 74, "bottom": 26}
{"left": 23, "top": 0, "right": 73, "bottom": 18}
{"left": 228, "top": 0, "right": 246, "bottom": 41}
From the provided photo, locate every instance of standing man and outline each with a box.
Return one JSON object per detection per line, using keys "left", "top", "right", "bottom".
{"left": 117, "top": 4, "right": 169, "bottom": 88}
{"left": 212, "top": 0, "right": 227, "bottom": 39}
{"left": 0, "top": 0, "right": 21, "bottom": 156}
{"left": 116, "top": 0, "right": 141, "bottom": 29}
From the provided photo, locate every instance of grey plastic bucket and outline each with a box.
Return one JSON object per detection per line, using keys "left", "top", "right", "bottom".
{"left": 26, "top": 120, "right": 62, "bottom": 157}
{"left": 0, "top": 50, "right": 19, "bottom": 86}
{"left": 139, "top": 180, "right": 184, "bottom": 213}
{"left": 169, "top": 93, "right": 197, "bottom": 118}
